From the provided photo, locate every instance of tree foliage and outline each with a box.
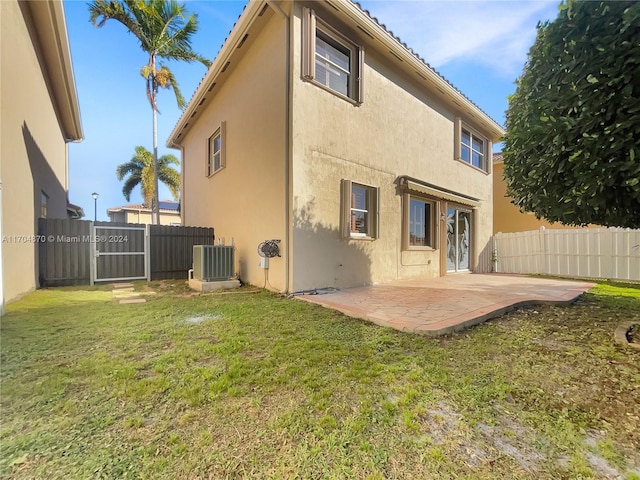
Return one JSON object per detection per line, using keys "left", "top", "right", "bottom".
{"left": 116, "top": 146, "right": 180, "bottom": 207}
{"left": 89, "top": 0, "right": 210, "bottom": 112}
{"left": 503, "top": 0, "right": 640, "bottom": 228}
{"left": 89, "top": 0, "right": 209, "bottom": 223}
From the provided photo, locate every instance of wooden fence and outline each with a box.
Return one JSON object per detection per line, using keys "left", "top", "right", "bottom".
{"left": 150, "top": 224, "right": 216, "bottom": 280}
{"left": 38, "top": 219, "right": 214, "bottom": 286}
{"left": 494, "top": 227, "right": 640, "bottom": 281}
{"left": 38, "top": 218, "right": 93, "bottom": 286}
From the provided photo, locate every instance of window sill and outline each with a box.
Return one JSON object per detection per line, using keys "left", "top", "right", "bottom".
{"left": 206, "top": 166, "right": 225, "bottom": 178}
{"left": 454, "top": 158, "right": 490, "bottom": 175}
{"left": 303, "top": 76, "right": 361, "bottom": 106}
{"left": 403, "top": 246, "right": 437, "bottom": 252}
{"left": 347, "top": 234, "right": 376, "bottom": 241}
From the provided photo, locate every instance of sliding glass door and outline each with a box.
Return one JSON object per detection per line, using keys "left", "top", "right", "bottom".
{"left": 446, "top": 207, "right": 471, "bottom": 272}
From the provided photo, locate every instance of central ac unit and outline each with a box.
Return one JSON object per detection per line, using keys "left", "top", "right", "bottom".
{"left": 193, "top": 245, "right": 234, "bottom": 281}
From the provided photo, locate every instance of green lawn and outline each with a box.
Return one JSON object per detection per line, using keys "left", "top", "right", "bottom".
{"left": 1, "top": 281, "right": 639, "bottom": 479}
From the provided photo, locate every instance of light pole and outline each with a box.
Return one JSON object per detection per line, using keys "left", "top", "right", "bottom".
{"left": 91, "top": 192, "right": 99, "bottom": 222}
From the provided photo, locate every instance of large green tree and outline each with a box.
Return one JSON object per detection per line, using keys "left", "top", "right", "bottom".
{"left": 503, "top": 0, "right": 640, "bottom": 228}
{"left": 116, "top": 146, "right": 180, "bottom": 207}
{"left": 89, "top": 0, "right": 209, "bottom": 223}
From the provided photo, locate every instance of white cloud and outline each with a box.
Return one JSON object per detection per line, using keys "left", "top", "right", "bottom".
{"left": 358, "top": 1, "right": 559, "bottom": 77}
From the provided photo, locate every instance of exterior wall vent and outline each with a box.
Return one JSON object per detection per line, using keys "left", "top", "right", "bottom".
{"left": 193, "top": 245, "right": 234, "bottom": 281}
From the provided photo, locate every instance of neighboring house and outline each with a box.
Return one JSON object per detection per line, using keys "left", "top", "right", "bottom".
{"left": 1, "top": 0, "right": 84, "bottom": 309}
{"left": 167, "top": 0, "right": 504, "bottom": 292}
{"left": 107, "top": 201, "right": 181, "bottom": 225}
{"left": 493, "top": 153, "right": 597, "bottom": 233}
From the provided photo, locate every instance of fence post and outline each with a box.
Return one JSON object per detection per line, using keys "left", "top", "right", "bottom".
{"left": 609, "top": 227, "right": 615, "bottom": 280}
{"left": 89, "top": 221, "right": 95, "bottom": 286}
{"left": 537, "top": 226, "right": 545, "bottom": 274}
{"left": 145, "top": 223, "right": 151, "bottom": 282}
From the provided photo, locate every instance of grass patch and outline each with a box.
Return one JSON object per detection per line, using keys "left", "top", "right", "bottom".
{"left": 1, "top": 281, "right": 639, "bottom": 479}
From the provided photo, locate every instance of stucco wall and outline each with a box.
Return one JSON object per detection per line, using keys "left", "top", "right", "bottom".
{"left": 125, "top": 211, "right": 180, "bottom": 225}
{"left": 108, "top": 210, "right": 181, "bottom": 225}
{"left": 180, "top": 8, "right": 288, "bottom": 290}
{"left": 290, "top": 3, "right": 494, "bottom": 291}
{"left": 1, "top": 1, "right": 70, "bottom": 302}
{"left": 493, "top": 162, "right": 594, "bottom": 233}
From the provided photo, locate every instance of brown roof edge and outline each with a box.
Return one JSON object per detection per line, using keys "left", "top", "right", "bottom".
{"left": 167, "top": 1, "right": 265, "bottom": 149}
{"left": 26, "top": 0, "right": 83, "bottom": 142}
{"left": 167, "top": 0, "right": 505, "bottom": 148}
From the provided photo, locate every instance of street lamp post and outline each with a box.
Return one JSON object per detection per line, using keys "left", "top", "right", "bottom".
{"left": 91, "top": 192, "right": 99, "bottom": 222}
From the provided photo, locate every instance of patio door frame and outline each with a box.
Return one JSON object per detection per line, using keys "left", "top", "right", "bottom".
{"left": 441, "top": 203, "right": 474, "bottom": 274}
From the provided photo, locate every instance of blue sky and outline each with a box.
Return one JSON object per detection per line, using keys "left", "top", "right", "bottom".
{"left": 63, "top": 0, "right": 559, "bottom": 221}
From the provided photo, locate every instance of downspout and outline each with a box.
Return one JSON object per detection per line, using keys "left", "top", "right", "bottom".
{"left": 180, "top": 145, "right": 185, "bottom": 226}
{"left": 267, "top": 0, "right": 292, "bottom": 293}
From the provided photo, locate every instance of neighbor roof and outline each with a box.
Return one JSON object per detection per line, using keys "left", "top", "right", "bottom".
{"left": 167, "top": 0, "right": 505, "bottom": 148}
{"left": 107, "top": 201, "right": 180, "bottom": 213}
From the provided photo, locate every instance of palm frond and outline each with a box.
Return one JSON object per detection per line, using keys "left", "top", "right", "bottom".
{"left": 156, "top": 65, "right": 186, "bottom": 109}
{"left": 158, "top": 164, "right": 181, "bottom": 201}
{"left": 141, "top": 162, "right": 156, "bottom": 207}
{"left": 116, "top": 146, "right": 149, "bottom": 180}
{"left": 132, "top": 145, "right": 154, "bottom": 166}
{"left": 121, "top": 175, "right": 141, "bottom": 202}
{"left": 88, "top": 0, "right": 143, "bottom": 41}
{"left": 158, "top": 153, "right": 179, "bottom": 167}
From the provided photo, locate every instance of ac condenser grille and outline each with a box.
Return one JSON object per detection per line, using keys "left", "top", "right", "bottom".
{"left": 193, "top": 245, "right": 234, "bottom": 281}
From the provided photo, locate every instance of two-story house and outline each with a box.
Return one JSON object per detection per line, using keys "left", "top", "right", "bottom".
{"left": 167, "top": 0, "right": 504, "bottom": 293}
{"left": 1, "top": 0, "right": 83, "bottom": 308}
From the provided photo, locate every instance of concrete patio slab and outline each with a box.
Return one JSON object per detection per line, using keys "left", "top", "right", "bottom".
{"left": 297, "top": 274, "right": 594, "bottom": 336}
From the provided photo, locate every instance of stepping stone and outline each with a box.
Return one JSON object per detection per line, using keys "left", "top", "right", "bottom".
{"left": 112, "top": 288, "right": 135, "bottom": 294}
{"left": 113, "top": 283, "right": 134, "bottom": 289}
{"left": 114, "top": 293, "right": 141, "bottom": 299}
{"left": 119, "top": 298, "right": 146, "bottom": 304}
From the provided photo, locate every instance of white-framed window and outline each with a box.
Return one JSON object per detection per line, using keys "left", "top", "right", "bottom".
{"left": 341, "top": 179, "right": 379, "bottom": 239}
{"left": 454, "top": 118, "right": 490, "bottom": 173}
{"left": 207, "top": 122, "right": 226, "bottom": 177}
{"left": 302, "top": 7, "right": 364, "bottom": 103}
{"left": 403, "top": 194, "right": 437, "bottom": 250}
{"left": 461, "top": 128, "right": 486, "bottom": 170}
{"left": 40, "top": 190, "right": 48, "bottom": 218}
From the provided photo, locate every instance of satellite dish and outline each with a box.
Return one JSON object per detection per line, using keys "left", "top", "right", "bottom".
{"left": 257, "top": 239, "right": 281, "bottom": 258}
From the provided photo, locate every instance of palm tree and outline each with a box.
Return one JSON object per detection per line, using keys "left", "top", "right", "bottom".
{"left": 116, "top": 146, "right": 180, "bottom": 208}
{"left": 89, "top": 0, "right": 210, "bottom": 224}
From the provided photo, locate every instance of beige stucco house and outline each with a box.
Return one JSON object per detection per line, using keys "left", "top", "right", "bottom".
{"left": 168, "top": 0, "right": 504, "bottom": 293}
{"left": 1, "top": 0, "right": 83, "bottom": 309}
{"left": 493, "top": 153, "right": 598, "bottom": 233}
{"left": 107, "top": 201, "right": 181, "bottom": 225}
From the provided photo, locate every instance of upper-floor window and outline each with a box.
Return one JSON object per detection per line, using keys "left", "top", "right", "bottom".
{"left": 302, "top": 8, "right": 363, "bottom": 103}
{"left": 207, "top": 122, "right": 226, "bottom": 177}
{"left": 454, "top": 119, "right": 490, "bottom": 173}
{"left": 461, "top": 128, "right": 486, "bottom": 170}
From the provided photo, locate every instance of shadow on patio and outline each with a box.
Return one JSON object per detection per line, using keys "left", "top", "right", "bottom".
{"left": 296, "top": 274, "right": 595, "bottom": 336}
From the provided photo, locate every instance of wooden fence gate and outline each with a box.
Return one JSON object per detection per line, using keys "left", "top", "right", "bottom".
{"left": 93, "top": 223, "right": 148, "bottom": 283}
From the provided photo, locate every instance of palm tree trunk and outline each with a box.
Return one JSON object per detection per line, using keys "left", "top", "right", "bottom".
{"left": 150, "top": 53, "right": 161, "bottom": 225}
{"left": 152, "top": 107, "right": 160, "bottom": 225}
